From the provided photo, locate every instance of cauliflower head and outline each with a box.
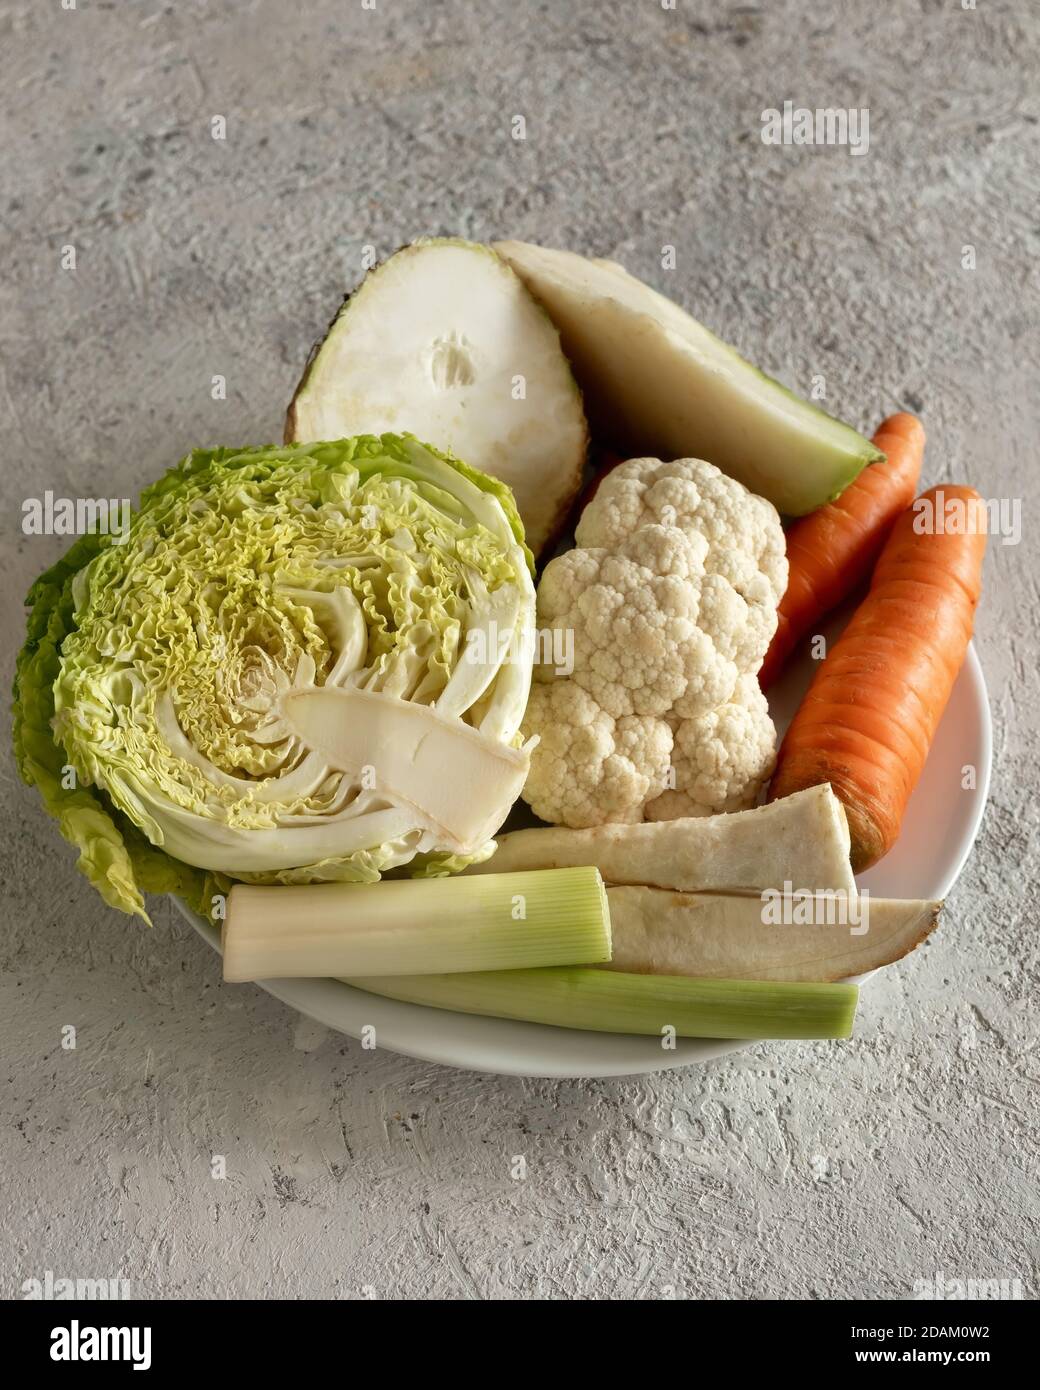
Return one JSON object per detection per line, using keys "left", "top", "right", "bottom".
{"left": 522, "top": 457, "right": 787, "bottom": 829}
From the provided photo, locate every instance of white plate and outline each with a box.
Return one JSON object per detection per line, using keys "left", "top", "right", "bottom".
{"left": 177, "top": 636, "right": 991, "bottom": 1078}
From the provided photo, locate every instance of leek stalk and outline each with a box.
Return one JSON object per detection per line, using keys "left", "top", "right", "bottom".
{"left": 347, "top": 967, "right": 859, "bottom": 1040}
{"left": 223, "top": 868, "right": 611, "bottom": 982}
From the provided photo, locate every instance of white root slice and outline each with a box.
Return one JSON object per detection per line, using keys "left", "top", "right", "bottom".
{"left": 604, "top": 888, "right": 941, "bottom": 983}
{"left": 466, "top": 785, "right": 857, "bottom": 899}
{"left": 285, "top": 239, "right": 588, "bottom": 554}
{"left": 281, "top": 685, "right": 531, "bottom": 854}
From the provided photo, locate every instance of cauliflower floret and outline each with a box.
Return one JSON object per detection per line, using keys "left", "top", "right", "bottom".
{"left": 578, "top": 454, "right": 786, "bottom": 605}
{"left": 537, "top": 525, "right": 729, "bottom": 719}
{"left": 522, "top": 457, "right": 786, "bottom": 829}
{"left": 645, "top": 675, "right": 777, "bottom": 820}
{"left": 521, "top": 681, "right": 673, "bottom": 828}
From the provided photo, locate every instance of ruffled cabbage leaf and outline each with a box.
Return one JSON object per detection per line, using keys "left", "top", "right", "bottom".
{"left": 12, "top": 435, "right": 535, "bottom": 921}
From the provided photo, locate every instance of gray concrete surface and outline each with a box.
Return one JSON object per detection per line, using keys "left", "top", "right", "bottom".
{"left": 2, "top": 0, "right": 1038, "bottom": 1300}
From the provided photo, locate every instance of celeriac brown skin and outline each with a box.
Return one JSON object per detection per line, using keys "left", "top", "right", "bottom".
{"left": 769, "top": 484, "right": 987, "bottom": 870}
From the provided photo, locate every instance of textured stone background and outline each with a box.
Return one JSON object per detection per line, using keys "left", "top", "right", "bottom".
{"left": 2, "top": 0, "right": 1038, "bottom": 1300}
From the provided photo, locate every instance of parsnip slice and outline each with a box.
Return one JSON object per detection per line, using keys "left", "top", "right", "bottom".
{"left": 467, "top": 785, "right": 856, "bottom": 898}
{"left": 605, "top": 888, "right": 941, "bottom": 982}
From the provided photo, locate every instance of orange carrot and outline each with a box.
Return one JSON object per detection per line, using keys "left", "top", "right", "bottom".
{"left": 759, "top": 414, "right": 926, "bottom": 689}
{"left": 769, "top": 485, "right": 987, "bottom": 871}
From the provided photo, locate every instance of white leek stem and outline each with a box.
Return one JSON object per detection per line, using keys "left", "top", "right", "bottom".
{"left": 223, "top": 867, "right": 610, "bottom": 982}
